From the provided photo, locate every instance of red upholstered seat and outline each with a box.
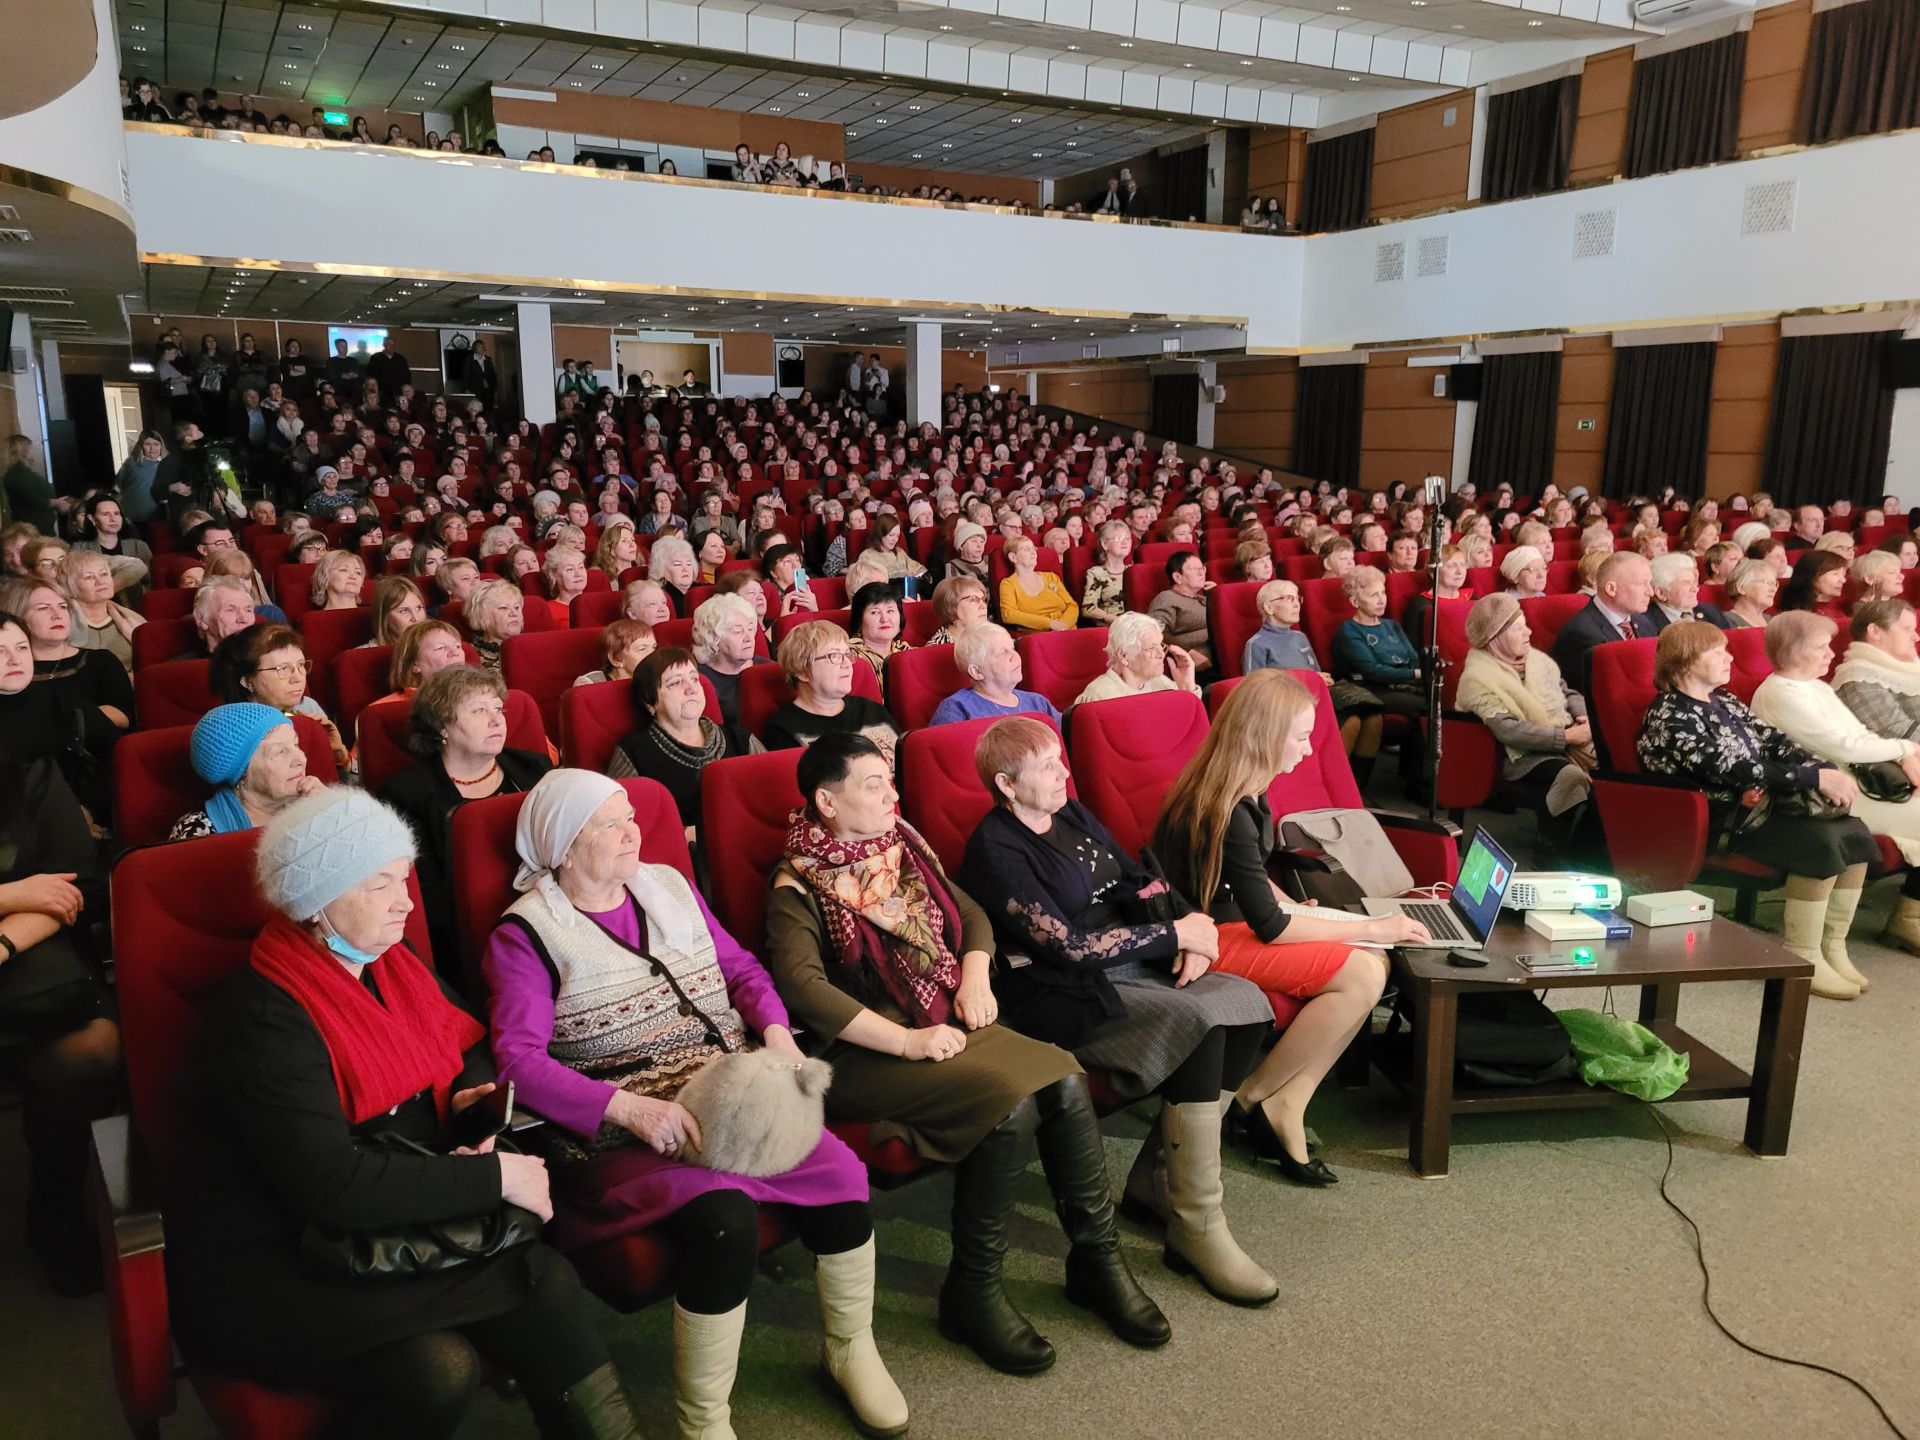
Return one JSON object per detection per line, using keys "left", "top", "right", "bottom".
{"left": 140, "top": 588, "right": 193, "bottom": 621}
{"left": 1122, "top": 563, "right": 1165, "bottom": 615}
{"left": 112, "top": 715, "right": 340, "bottom": 849}
{"left": 1723, "top": 626, "right": 1773, "bottom": 702}
{"left": 334, "top": 646, "right": 394, "bottom": 736}
{"left": 274, "top": 563, "right": 318, "bottom": 623}
{"left": 1587, "top": 638, "right": 1659, "bottom": 773}
{"left": 698, "top": 748, "right": 804, "bottom": 958}
{"left": 360, "top": 688, "right": 548, "bottom": 795}
{"left": 1298, "top": 576, "right": 1352, "bottom": 671}
{"left": 900, "top": 714, "right": 1070, "bottom": 876}
{"left": 132, "top": 617, "right": 197, "bottom": 670}
{"left": 503, "top": 627, "right": 609, "bottom": 735}
{"left": 557, "top": 675, "right": 723, "bottom": 771}
{"left": 885, "top": 645, "right": 968, "bottom": 730}
{"left": 1517, "top": 593, "right": 1589, "bottom": 660}
{"left": 571, "top": 590, "right": 623, "bottom": 629}
{"left": 1067, "top": 689, "right": 1209, "bottom": 860}
{"left": 734, "top": 658, "right": 881, "bottom": 740}
{"left": 297, "top": 607, "right": 373, "bottom": 711}
{"left": 1017, "top": 628, "right": 1110, "bottom": 712}
{"left": 134, "top": 659, "right": 215, "bottom": 730}
{"left": 1206, "top": 580, "right": 1265, "bottom": 681}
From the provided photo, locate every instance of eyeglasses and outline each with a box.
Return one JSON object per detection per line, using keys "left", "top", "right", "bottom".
{"left": 813, "top": 649, "right": 854, "bottom": 667}
{"left": 256, "top": 659, "right": 313, "bottom": 678}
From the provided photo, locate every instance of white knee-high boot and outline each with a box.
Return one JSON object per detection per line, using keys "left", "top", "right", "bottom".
{"left": 814, "top": 1237, "right": 909, "bottom": 1438}
{"left": 673, "top": 1301, "right": 746, "bottom": 1440}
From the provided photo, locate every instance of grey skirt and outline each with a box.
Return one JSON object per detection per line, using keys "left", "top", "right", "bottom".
{"left": 1072, "top": 961, "right": 1273, "bottom": 1099}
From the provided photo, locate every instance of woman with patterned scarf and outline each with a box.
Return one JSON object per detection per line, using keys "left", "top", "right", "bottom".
{"left": 765, "top": 733, "right": 1170, "bottom": 1380}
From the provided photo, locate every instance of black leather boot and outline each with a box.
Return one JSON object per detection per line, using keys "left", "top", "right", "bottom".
{"left": 532, "top": 1362, "right": 644, "bottom": 1440}
{"left": 1034, "top": 1076, "right": 1172, "bottom": 1350}
{"left": 937, "top": 1096, "right": 1056, "bottom": 1376}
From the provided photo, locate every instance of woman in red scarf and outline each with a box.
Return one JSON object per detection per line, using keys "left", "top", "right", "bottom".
{"left": 165, "top": 787, "right": 641, "bottom": 1439}
{"left": 764, "top": 733, "right": 1170, "bottom": 1379}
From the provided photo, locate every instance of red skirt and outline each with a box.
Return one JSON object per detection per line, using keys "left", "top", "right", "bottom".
{"left": 1213, "top": 922, "right": 1353, "bottom": 999}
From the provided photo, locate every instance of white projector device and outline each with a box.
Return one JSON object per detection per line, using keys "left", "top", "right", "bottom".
{"left": 1624, "top": 890, "right": 1716, "bottom": 928}
{"left": 1504, "top": 872, "right": 1623, "bottom": 912}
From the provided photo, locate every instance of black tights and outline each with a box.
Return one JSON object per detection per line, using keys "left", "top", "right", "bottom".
{"left": 323, "top": 1248, "right": 610, "bottom": 1440}
{"left": 666, "top": 1190, "right": 872, "bottom": 1314}
{"left": 1159, "top": 1022, "right": 1268, "bottom": 1105}
{"left": 1902, "top": 869, "right": 1920, "bottom": 899}
{"left": 0, "top": 1017, "right": 121, "bottom": 1225}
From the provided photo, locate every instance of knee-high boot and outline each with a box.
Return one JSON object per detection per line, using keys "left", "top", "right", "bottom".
{"left": 1821, "top": 877, "right": 1869, "bottom": 993}
{"left": 1783, "top": 877, "right": 1858, "bottom": 1001}
{"left": 937, "top": 1096, "right": 1055, "bottom": 1375}
{"left": 814, "top": 1237, "right": 910, "bottom": 1437}
{"left": 1160, "top": 1100, "right": 1278, "bottom": 1308}
{"left": 1032, "top": 1076, "right": 1170, "bottom": 1348}
{"left": 531, "top": 1364, "right": 644, "bottom": 1440}
{"left": 673, "top": 1302, "right": 746, "bottom": 1440}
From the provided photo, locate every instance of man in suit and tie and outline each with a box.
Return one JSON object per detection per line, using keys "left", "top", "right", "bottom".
{"left": 1647, "top": 552, "right": 1735, "bottom": 633}
{"left": 1552, "top": 551, "right": 1659, "bottom": 695}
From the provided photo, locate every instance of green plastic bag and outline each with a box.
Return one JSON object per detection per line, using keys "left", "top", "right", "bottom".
{"left": 1556, "top": 1008, "right": 1691, "bottom": 1101}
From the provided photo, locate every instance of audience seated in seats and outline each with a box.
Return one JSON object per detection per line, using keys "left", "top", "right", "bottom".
{"left": 165, "top": 786, "right": 642, "bottom": 1434}
{"left": 864, "top": 515, "right": 928, "bottom": 587}
{"left": 465, "top": 578, "right": 526, "bottom": 673}
{"left": 3, "top": 576, "right": 134, "bottom": 753}
{"left": 847, "top": 583, "right": 910, "bottom": 695}
{"left": 210, "top": 621, "right": 350, "bottom": 769}
{"left": 608, "top": 647, "right": 760, "bottom": 836}
{"left": 1245, "top": 579, "right": 1381, "bottom": 759}
{"left": 692, "top": 592, "right": 760, "bottom": 726}
{"left": 0, "top": 751, "right": 119, "bottom": 1295}
{"left": 1638, "top": 620, "right": 1876, "bottom": 1001}
{"left": 1079, "top": 522, "right": 1134, "bottom": 627}
{"left": 695, "top": 531, "right": 733, "bottom": 588}
{"left": 1399, "top": 544, "right": 1474, "bottom": 655}
{"left": 956, "top": 717, "right": 1278, "bottom": 1307}
{"left": 1648, "top": 552, "right": 1733, "bottom": 631}
{"left": 1851, "top": 551, "right": 1903, "bottom": 605}
{"left": 650, "top": 536, "right": 698, "bottom": 617}
{"left": 1072, "top": 612, "right": 1199, "bottom": 708}
{"left": 1148, "top": 552, "right": 1214, "bottom": 672}
{"left": 1332, "top": 566, "right": 1426, "bottom": 782}
{"left": 576, "top": 619, "right": 657, "bottom": 688}
{"left": 623, "top": 578, "right": 676, "bottom": 627}
{"left": 62, "top": 550, "right": 144, "bottom": 673}
{"left": 0, "top": 614, "right": 104, "bottom": 814}
{"left": 766, "top": 620, "right": 901, "bottom": 763}
{"left": 1551, "top": 553, "right": 1659, "bottom": 695}
{"left": 927, "top": 574, "right": 990, "bottom": 647}
{"left": 997, "top": 537, "right": 1077, "bottom": 635}
{"left": 169, "top": 702, "right": 322, "bottom": 839}
{"left": 311, "top": 549, "right": 366, "bottom": 613}
{"left": 1722, "top": 558, "right": 1779, "bottom": 630}
{"left": 929, "top": 624, "right": 1062, "bottom": 727}
{"left": 1830, "top": 597, "right": 1920, "bottom": 952}
{"left": 1153, "top": 671, "right": 1417, "bottom": 1187}
{"left": 762, "top": 544, "right": 818, "bottom": 620}
{"left": 764, "top": 734, "right": 1169, "bottom": 1374}
{"left": 74, "top": 494, "right": 153, "bottom": 602}
{"left": 946, "top": 521, "right": 991, "bottom": 588}
{"left": 483, "top": 769, "right": 904, "bottom": 1438}
{"left": 1455, "top": 595, "right": 1596, "bottom": 859}
{"left": 189, "top": 575, "right": 262, "bottom": 655}
{"left": 1779, "top": 549, "right": 1851, "bottom": 628}
{"left": 1500, "top": 545, "right": 1549, "bottom": 599}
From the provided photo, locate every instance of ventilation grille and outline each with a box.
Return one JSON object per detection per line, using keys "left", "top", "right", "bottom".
{"left": 1743, "top": 180, "right": 1796, "bottom": 236}
{"left": 0, "top": 204, "right": 19, "bottom": 223}
{"left": 1573, "top": 208, "right": 1616, "bottom": 260}
{"left": 1416, "top": 234, "right": 1449, "bottom": 278}
{"left": 0, "top": 286, "right": 70, "bottom": 303}
{"left": 0, "top": 228, "right": 32, "bottom": 245}
{"left": 1162, "top": 337, "right": 1182, "bottom": 354}
{"left": 1081, "top": 343, "right": 1099, "bottom": 361}
{"left": 1374, "top": 241, "right": 1406, "bottom": 283}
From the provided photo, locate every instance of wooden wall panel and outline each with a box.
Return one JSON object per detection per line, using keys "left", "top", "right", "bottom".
{"left": 1370, "top": 95, "right": 1473, "bottom": 221}
{"left": 1358, "top": 349, "right": 1455, "bottom": 487}
{"left": 492, "top": 92, "right": 843, "bottom": 163}
{"left": 1569, "top": 47, "right": 1634, "bottom": 184}
{"left": 1555, "top": 336, "right": 1615, "bottom": 493}
{"left": 1705, "top": 322, "right": 1780, "bottom": 498}
{"left": 848, "top": 162, "right": 1039, "bottom": 205}
{"left": 1213, "top": 356, "right": 1299, "bottom": 467}
{"left": 553, "top": 325, "right": 615, "bottom": 373}
{"left": 1739, "top": 0, "right": 1813, "bottom": 152}
{"left": 1246, "top": 127, "right": 1303, "bottom": 224}
{"left": 796, "top": 343, "right": 986, "bottom": 399}
{"left": 1036, "top": 367, "right": 1152, "bottom": 430}
{"left": 719, "top": 331, "right": 775, "bottom": 373}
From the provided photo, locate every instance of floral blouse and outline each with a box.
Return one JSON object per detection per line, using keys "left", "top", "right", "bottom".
{"left": 1081, "top": 564, "right": 1124, "bottom": 621}
{"left": 1637, "top": 689, "right": 1820, "bottom": 807}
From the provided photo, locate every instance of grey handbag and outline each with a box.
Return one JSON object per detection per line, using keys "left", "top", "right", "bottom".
{"left": 1278, "top": 807, "right": 1417, "bottom": 899}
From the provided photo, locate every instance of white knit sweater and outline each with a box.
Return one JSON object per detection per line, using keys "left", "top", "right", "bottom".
{"left": 1751, "top": 673, "right": 1916, "bottom": 767}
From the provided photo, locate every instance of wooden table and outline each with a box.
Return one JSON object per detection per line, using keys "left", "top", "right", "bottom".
{"left": 1384, "top": 916, "right": 1812, "bottom": 1177}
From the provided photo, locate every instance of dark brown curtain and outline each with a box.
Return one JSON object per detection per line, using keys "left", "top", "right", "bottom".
{"left": 1482, "top": 76, "right": 1581, "bottom": 203}
{"left": 1293, "top": 365, "right": 1363, "bottom": 490}
{"left": 1150, "top": 373, "right": 1200, "bottom": 446}
{"left": 1468, "top": 352, "right": 1562, "bottom": 499}
{"left": 1160, "top": 146, "right": 1208, "bottom": 223}
{"left": 1762, "top": 332, "right": 1896, "bottom": 507}
{"left": 1800, "top": 0, "right": 1920, "bottom": 144}
{"left": 1298, "top": 129, "right": 1374, "bottom": 233}
{"left": 1600, "top": 343, "right": 1717, "bottom": 501}
{"left": 1623, "top": 32, "right": 1747, "bottom": 178}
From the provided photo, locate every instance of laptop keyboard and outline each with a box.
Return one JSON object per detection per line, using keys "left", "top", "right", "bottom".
{"left": 1403, "top": 902, "right": 1468, "bottom": 943}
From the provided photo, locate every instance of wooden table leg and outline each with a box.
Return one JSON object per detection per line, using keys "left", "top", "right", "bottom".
{"left": 1745, "top": 975, "right": 1810, "bottom": 1156}
{"left": 1408, "top": 983, "right": 1457, "bottom": 1177}
{"left": 1638, "top": 982, "right": 1679, "bottom": 1026}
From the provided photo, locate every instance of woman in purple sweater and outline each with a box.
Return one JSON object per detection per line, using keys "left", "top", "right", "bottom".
{"left": 482, "top": 769, "right": 907, "bottom": 1440}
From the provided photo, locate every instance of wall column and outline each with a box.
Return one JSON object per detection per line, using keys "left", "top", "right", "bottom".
{"left": 516, "top": 301, "right": 555, "bottom": 427}
{"left": 905, "top": 321, "right": 941, "bottom": 427}
{"left": 1887, "top": 387, "right": 1920, "bottom": 510}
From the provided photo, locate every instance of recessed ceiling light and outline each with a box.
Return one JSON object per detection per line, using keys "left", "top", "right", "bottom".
{"left": 1031, "top": 150, "right": 1043, "bottom": 157}
{"left": 1067, "top": 44, "right": 1079, "bottom": 50}
{"left": 1118, "top": 40, "right": 1133, "bottom": 46}
{"left": 436, "top": 62, "right": 452, "bottom": 70}
{"left": 1010, "top": 116, "right": 1022, "bottom": 123}
{"left": 1066, "top": 140, "right": 1077, "bottom": 146}
{"left": 1347, "top": 75, "right": 1362, "bottom": 81}
{"left": 940, "top": 141, "right": 952, "bottom": 148}
{"left": 423, "top": 79, "right": 438, "bottom": 86}
{"left": 939, "top": 22, "right": 953, "bottom": 29}
{"left": 282, "top": 61, "right": 299, "bottom": 69}
{"left": 797, "top": 90, "right": 810, "bottom": 97}
{"left": 131, "top": 43, "right": 146, "bottom": 51}
{"left": 908, "top": 103, "right": 921, "bottom": 110}
{"left": 770, "top": 106, "right": 783, "bottom": 113}
{"left": 130, "top": 21, "right": 146, "bottom": 31}
{"left": 568, "top": 80, "right": 584, "bottom": 87}
{"left": 590, "top": 61, "right": 606, "bottom": 69}
{"left": 1182, "top": 61, "right": 1194, "bottom": 67}
{"left": 1526, "top": 16, "right": 1544, "bottom": 22}
{"left": 451, "top": 42, "right": 466, "bottom": 50}
{"left": 912, "top": 152, "right": 924, "bottom": 158}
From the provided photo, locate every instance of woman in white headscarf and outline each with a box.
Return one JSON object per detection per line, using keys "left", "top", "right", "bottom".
{"left": 481, "top": 769, "right": 906, "bottom": 1440}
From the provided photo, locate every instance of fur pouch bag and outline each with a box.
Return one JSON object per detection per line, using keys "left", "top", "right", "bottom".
{"left": 678, "top": 1050, "right": 833, "bottom": 1177}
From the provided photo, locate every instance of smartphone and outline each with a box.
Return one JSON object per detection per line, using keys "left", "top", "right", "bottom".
{"left": 479, "top": 1082, "right": 517, "bottom": 1140}
{"left": 793, "top": 567, "right": 811, "bottom": 593}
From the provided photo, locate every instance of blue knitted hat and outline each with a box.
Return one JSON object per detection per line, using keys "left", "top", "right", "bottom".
{"left": 190, "top": 702, "right": 291, "bottom": 787}
{"left": 254, "top": 787, "right": 418, "bottom": 921}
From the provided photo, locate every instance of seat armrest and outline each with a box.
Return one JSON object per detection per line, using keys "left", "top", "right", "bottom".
{"left": 1590, "top": 771, "right": 1710, "bottom": 891}
{"left": 90, "top": 1115, "right": 178, "bottom": 1432}
{"left": 1373, "top": 810, "right": 1463, "bottom": 888}
{"left": 93, "top": 1114, "right": 164, "bottom": 1259}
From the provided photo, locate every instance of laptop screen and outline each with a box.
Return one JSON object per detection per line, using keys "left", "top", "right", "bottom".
{"left": 1452, "top": 829, "right": 1516, "bottom": 941}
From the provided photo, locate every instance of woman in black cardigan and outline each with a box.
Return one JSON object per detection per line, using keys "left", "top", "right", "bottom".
{"left": 380, "top": 665, "right": 551, "bottom": 982}
{"left": 957, "top": 717, "right": 1279, "bottom": 1309}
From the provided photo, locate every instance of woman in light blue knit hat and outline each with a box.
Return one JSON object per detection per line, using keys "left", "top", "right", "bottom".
{"left": 166, "top": 786, "right": 644, "bottom": 1438}
{"left": 168, "top": 701, "right": 321, "bottom": 841}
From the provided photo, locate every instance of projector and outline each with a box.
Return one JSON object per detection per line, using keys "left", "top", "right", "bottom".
{"left": 1503, "top": 872, "right": 1622, "bottom": 912}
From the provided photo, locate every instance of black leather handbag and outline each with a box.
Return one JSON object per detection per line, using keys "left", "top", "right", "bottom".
{"left": 1852, "top": 760, "right": 1916, "bottom": 804}
{"left": 301, "top": 1132, "right": 543, "bottom": 1280}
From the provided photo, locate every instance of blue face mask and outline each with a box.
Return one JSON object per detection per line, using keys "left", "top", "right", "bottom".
{"left": 324, "top": 933, "right": 382, "bottom": 967}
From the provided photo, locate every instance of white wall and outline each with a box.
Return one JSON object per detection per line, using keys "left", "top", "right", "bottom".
{"left": 0, "top": 0, "right": 133, "bottom": 218}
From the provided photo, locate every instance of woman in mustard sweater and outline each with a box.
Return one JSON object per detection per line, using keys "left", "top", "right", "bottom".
{"left": 998, "top": 535, "right": 1079, "bottom": 634}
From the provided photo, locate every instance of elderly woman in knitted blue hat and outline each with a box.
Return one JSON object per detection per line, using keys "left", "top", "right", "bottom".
{"left": 167, "top": 787, "right": 644, "bottom": 1438}
{"left": 168, "top": 702, "right": 322, "bottom": 840}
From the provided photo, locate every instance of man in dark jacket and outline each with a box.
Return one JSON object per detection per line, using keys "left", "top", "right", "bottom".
{"left": 1551, "top": 552, "right": 1658, "bottom": 695}
{"left": 1647, "top": 552, "right": 1735, "bottom": 633}
{"left": 365, "top": 336, "right": 412, "bottom": 404}
{"left": 463, "top": 339, "right": 498, "bottom": 411}
{"left": 3, "top": 434, "right": 61, "bottom": 534}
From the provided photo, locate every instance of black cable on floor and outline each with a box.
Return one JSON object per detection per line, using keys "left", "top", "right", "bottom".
{"left": 1638, "top": 1101, "right": 1911, "bottom": 1440}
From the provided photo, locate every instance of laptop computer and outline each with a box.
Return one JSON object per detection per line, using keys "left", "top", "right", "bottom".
{"left": 1360, "top": 828, "right": 1515, "bottom": 950}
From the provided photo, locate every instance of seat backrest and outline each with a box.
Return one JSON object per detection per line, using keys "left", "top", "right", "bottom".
{"left": 1264, "top": 668, "right": 1364, "bottom": 816}
{"left": 571, "top": 590, "right": 624, "bottom": 629}
{"left": 1122, "top": 563, "right": 1164, "bottom": 615}
{"left": 1723, "top": 625, "right": 1773, "bottom": 702}
{"left": 275, "top": 563, "right": 318, "bottom": 622}
{"left": 503, "top": 627, "right": 609, "bottom": 735}
{"left": 1067, "top": 689, "right": 1209, "bottom": 859}
{"left": 1518, "top": 593, "right": 1590, "bottom": 659}
{"left": 112, "top": 830, "right": 431, "bottom": 1198}
{"left": 559, "top": 676, "right": 637, "bottom": 770}
{"left": 1299, "top": 576, "right": 1354, "bottom": 670}
{"left": 1588, "top": 638, "right": 1660, "bottom": 772}
{"left": 132, "top": 617, "right": 197, "bottom": 670}
{"left": 900, "top": 600, "right": 940, "bottom": 646}
{"left": 133, "top": 658, "right": 215, "bottom": 730}
{"left": 1434, "top": 599, "right": 1473, "bottom": 708}
{"left": 1383, "top": 571, "right": 1424, "bottom": 623}
{"left": 111, "top": 714, "right": 340, "bottom": 850}
{"left": 360, "top": 688, "right": 549, "bottom": 795}
{"left": 885, "top": 643, "right": 969, "bottom": 729}
{"left": 1017, "top": 627, "right": 1111, "bottom": 712}
{"left": 900, "top": 713, "right": 1070, "bottom": 875}
{"left": 140, "top": 588, "right": 193, "bottom": 622}
{"left": 297, "top": 607, "right": 374, "bottom": 710}
{"left": 335, "top": 644, "right": 395, "bottom": 736}
{"left": 774, "top": 606, "right": 851, "bottom": 644}
{"left": 699, "top": 748, "right": 805, "bottom": 956}
{"left": 447, "top": 777, "right": 691, "bottom": 994}
{"left": 1206, "top": 580, "right": 1265, "bottom": 680}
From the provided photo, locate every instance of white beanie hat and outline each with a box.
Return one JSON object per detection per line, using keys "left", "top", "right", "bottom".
{"left": 255, "top": 787, "right": 417, "bottom": 921}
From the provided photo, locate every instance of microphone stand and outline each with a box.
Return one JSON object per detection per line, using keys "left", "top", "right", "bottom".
{"left": 1421, "top": 481, "right": 1448, "bottom": 826}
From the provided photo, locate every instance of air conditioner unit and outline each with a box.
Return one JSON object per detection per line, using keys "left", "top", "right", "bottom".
{"left": 1632, "top": 0, "right": 1752, "bottom": 26}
